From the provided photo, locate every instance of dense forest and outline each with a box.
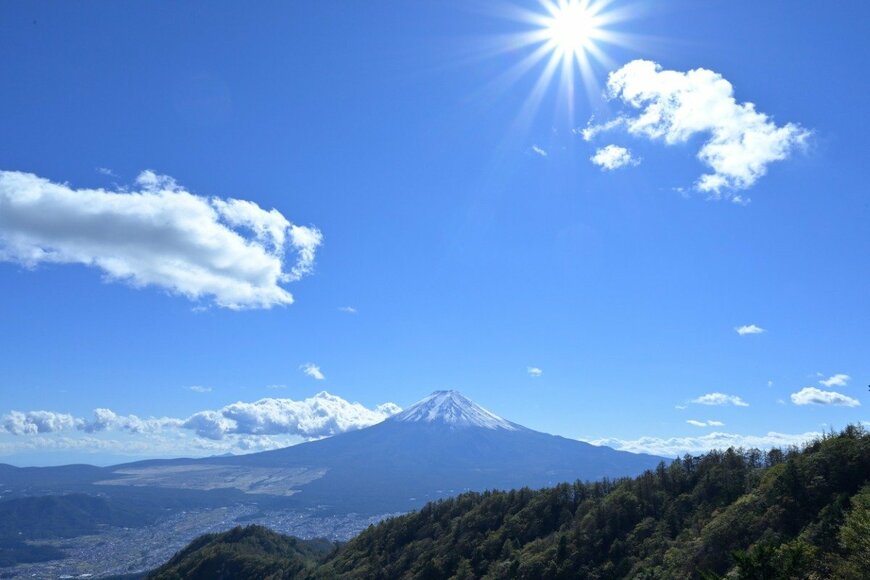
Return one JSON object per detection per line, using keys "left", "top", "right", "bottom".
{"left": 150, "top": 426, "right": 869, "bottom": 579}
{"left": 149, "top": 526, "right": 335, "bottom": 580}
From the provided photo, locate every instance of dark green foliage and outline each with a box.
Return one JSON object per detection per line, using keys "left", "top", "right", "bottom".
{"left": 152, "top": 426, "right": 870, "bottom": 579}
{"left": 320, "top": 425, "right": 868, "bottom": 579}
{"left": 148, "top": 525, "right": 335, "bottom": 580}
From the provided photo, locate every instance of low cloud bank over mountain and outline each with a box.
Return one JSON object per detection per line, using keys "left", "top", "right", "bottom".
{"left": 0, "top": 392, "right": 401, "bottom": 456}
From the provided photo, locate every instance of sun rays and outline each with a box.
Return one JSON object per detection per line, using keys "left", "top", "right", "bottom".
{"left": 487, "top": 0, "right": 639, "bottom": 126}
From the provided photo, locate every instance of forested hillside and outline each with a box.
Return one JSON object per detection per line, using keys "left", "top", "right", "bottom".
{"left": 150, "top": 426, "right": 869, "bottom": 579}
{"left": 149, "top": 525, "right": 335, "bottom": 580}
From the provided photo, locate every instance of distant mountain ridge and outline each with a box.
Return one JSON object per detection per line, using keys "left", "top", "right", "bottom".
{"left": 105, "top": 390, "right": 666, "bottom": 513}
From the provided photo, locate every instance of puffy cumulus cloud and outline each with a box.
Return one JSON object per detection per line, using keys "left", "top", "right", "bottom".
{"left": 0, "top": 169, "right": 322, "bottom": 309}
{"left": 790, "top": 387, "right": 860, "bottom": 407}
{"left": 79, "top": 408, "right": 183, "bottom": 434}
{"left": 0, "top": 393, "right": 402, "bottom": 459}
{"left": 819, "top": 374, "right": 850, "bottom": 388}
{"left": 300, "top": 363, "right": 325, "bottom": 381}
{"left": 527, "top": 367, "right": 543, "bottom": 378}
{"left": 587, "top": 60, "right": 810, "bottom": 195}
{"left": 590, "top": 145, "right": 639, "bottom": 171}
{"left": 376, "top": 402, "right": 402, "bottom": 415}
{"left": 691, "top": 393, "right": 749, "bottom": 407}
{"left": 585, "top": 430, "right": 821, "bottom": 457}
{"left": 1, "top": 410, "right": 81, "bottom": 435}
{"left": 1, "top": 393, "right": 399, "bottom": 441}
{"left": 686, "top": 419, "right": 725, "bottom": 427}
{"left": 181, "top": 392, "right": 401, "bottom": 440}
{"left": 736, "top": 324, "right": 765, "bottom": 336}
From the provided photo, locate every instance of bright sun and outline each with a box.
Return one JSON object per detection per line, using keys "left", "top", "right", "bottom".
{"left": 543, "top": 1, "right": 599, "bottom": 58}
{"left": 485, "top": 0, "right": 634, "bottom": 125}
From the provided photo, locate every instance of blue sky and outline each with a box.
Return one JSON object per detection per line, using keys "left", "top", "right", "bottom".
{"left": 0, "top": 1, "right": 867, "bottom": 465}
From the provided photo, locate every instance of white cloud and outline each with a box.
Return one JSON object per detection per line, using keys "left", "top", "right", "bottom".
{"left": 736, "top": 324, "right": 765, "bottom": 335}
{"left": 585, "top": 430, "right": 821, "bottom": 457}
{"left": 301, "top": 363, "right": 325, "bottom": 381}
{"left": 96, "top": 167, "right": 117, "bottom": 178}
{"left": 376, "top": 402, "right": 403, "bottom": 415}
{"left": 187, "top": 385, "right": 212, "bottom": 393}
{"left": 527, "top": 366, "right": 543, "bottom": 377}
{"left": 790, "top": 387, "right": 860, "bottom": 407}
{"left": 686, "top": 419, "right": 725, "bottom": 427}
{"left": 0, "top": 392, "right": 402, "bottom": 457}
{"left": 590, "top": 145, "right": 639, "bottom": 170}
{"left": 691, "top": 392, "right": 749, "bottom": 407}
{"left": 588, "top": 60, "right": 810, "bottom": 195}
{"left": 79, "top": 409, "right": 182, "bottom": 434}
{"left": 530, "top": 145, "right": 548, "bottom": 157}
{"left": 819, "top": 373, "right": 850, "bottom": 388}
{"left": 675, "top": 405, "right": 687, "bottom": 410}
{"left": 0, "top": 169, "right": 322, "bottom": 309}
{"left": 338, "top": 306, "right": 357, "bottom": 314}
{"left": 0, "top": 431, "right": 301, "bottom": 460}
{"left": 577, "top": 117, "right": 625, "bottom": 142}
{"left": 1, "top": 410, "right": 81, "bottom": 435}
{"left": 181, "top": 392, "right": 400, "bottom": 440}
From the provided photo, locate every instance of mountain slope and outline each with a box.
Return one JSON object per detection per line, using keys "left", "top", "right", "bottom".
{"left": 320, "top": 425, "right": 870, "bottom": 579}
{"left": 150, "top": 426, "right": 870, "bottom": 579}
{"left": 193, "top": 390, "right": 666, "bottom": 512}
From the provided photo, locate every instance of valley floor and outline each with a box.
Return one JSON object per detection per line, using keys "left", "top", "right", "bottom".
{"left": 4, "top": 506, "right": 395, "bottom": 579}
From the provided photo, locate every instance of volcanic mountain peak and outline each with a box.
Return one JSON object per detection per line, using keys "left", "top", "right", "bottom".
{"left": 390, "top": 390, "right": 518, "bottom": 431}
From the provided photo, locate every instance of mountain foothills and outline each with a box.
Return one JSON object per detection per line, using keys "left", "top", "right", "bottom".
{"left": 148, "top": 426, "right": 870, "bottom": 580}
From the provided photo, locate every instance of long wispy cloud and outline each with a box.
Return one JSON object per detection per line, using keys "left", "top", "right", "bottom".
{"left": 790, "top": 387, "right": 859, "bottom": 407}
{"left": 691, "top": 393, "right": 749, "bottom": 407}
{"left": 584, "top": 60, "right": 810, "bottom": 196}
{"left": 686, "top": 419, "right": 725, "bottom": 428}
{"left": 585, "top": 430, "right": 821, "bottom": 457}
{"left": 819, "top": 373, "right": 850, "bottom": 388}
{"left": 0, "top": 170, "right": 322, "bottom": 309}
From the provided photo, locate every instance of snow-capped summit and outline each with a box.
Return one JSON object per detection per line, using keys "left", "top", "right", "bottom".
{"left": 390, "top": 390, "right": 518, "bottom": 430}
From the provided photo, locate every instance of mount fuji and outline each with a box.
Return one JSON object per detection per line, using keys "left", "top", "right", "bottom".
{"left": 105, "top": 391, "right": 666, "bottom": 513}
